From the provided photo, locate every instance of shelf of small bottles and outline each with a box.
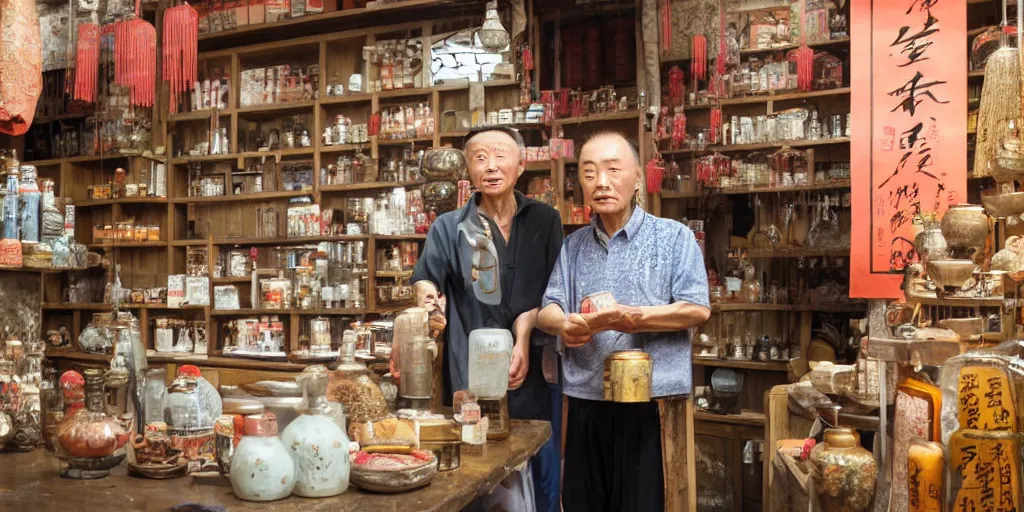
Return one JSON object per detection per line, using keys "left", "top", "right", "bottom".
{"left": 169, "top": 148, "right": 315, "bottom": 165}
{"left": 661, "top": 179, "right": 851, "bottom": 199}
{"left": 681, "top": 87, "right": 851, "bottom": 111}
{"left": 663, "top": 137, "right": 850, "bottom": 155}
{"left": 23, "top": 153, "right": 166, "bottom": 167}
{"left": 692, "top": 358, "right": 789, "bottom": 372}
{"left": 45, "top": 349, "right": 309, "bottom": 372}
{"left": 87, "top": 241, "right": 169, "bottom": 250}
{"left": 712, "top": 302, "right": 866, "bottom": 313}
{"left": 694, "top": 410, "right": 766, "bottom": 427}
{"left": 168, "top": 234, "right": 417, "bottom": 247}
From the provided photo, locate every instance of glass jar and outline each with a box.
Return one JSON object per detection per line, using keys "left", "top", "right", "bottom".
{"left": 327, "top": 330, "right": 389, "bottom": 425}
{"left": 40, "top": 367, "right": 63, "bottom": 449}
{"left": 468, "top": 328, "right": 513, "bottom": 399}
{"left": 40, "top": 179, "right": 63, "bottom": 246}
{"left": 57, "top": 369, "right": 130, "bottom": 479}
{"left": 18, "top": 165, "right": 41, "bottom": 243}
{"left": 260, "top": 271, "right": 293, "bottom": 309}
{"left": 142, "top": 368, "right": 167, "bottom": 425}
{"left": 163, "top": 367, "right": 217, "bottom": 471}
{"left": 280, "top": 365, "right": 350, "bottom": 497}
{"left": 394, "top": 307, "right": 432, "bottom": 401}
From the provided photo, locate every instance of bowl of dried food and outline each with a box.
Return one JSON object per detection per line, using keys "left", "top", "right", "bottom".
{"left": 350, "top": 450, "right": 438, "bottom": 493}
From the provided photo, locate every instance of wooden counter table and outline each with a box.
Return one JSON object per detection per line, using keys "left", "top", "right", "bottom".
{"left": 0, "top": 420, "right": 551, "bottom": 512}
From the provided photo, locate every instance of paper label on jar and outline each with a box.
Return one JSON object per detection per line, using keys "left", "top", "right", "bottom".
{"left": 725, "top": 277, "right": 742, "bottom": 293}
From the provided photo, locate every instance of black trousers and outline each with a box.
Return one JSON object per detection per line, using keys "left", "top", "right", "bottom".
{"left": 562, "top": 396, "right": 665, "bottom": 512}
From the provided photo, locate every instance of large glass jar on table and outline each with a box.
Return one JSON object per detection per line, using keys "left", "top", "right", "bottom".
{"left": 328, "top": 330, "right": 389, "bottom": 429}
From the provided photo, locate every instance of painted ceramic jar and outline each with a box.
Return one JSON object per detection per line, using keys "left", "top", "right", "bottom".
{"left": 809, "top": 427, "right": 878, "bottom": 512}
{"left": 280, "top": 365, "right": 350, "bottom": 497}
{"left": 229, "top": 413, "right": 295, "bottom": 502}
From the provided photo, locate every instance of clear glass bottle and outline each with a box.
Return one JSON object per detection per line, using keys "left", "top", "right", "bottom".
{"left": 41, "top": 366, "right": 63, "bottom": 450}
{"left": 39, "top": 179, "right": 63, "bottom": 246}
{"left": 468, "top": 328, "right": 513, "bottom": 399}
{"left": 3, "top": 166, "right": 19, "bottom": 240}
{"left": 18, "top": 165, "right": 41, "bottom": 243}
{"left": 142, "top": 368, "right": 167, "bottom": 426}
{"left": 394, "top": 307, "right": 432, "bottom": 401}
{"left": 807, "top": 111, "right": 822, "bottom": 141}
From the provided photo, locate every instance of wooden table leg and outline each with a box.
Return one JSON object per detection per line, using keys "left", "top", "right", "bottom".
{"left": 660, "top": 395, "right": 696, "bottom": 512}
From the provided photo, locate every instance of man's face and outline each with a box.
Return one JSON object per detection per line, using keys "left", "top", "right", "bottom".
{"left": 464, "top": 131, "right": 524, "bottom": 199}
{"left": 578, "top": 134, "right": 641, "bottom": 216}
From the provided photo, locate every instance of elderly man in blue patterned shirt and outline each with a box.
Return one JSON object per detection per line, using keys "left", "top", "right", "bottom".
{"left": 538, "top": 131, "right": 711, "bottom": 512}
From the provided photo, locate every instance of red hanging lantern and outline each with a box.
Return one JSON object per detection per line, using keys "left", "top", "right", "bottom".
{"left": 163, "top": 3, "right": 199, "bottom": 114}
{"left": 113, "top": 12, "right": 158, "bottom": 107}
{"left": 74, "top": 23, "right": 101, "bottom": 103}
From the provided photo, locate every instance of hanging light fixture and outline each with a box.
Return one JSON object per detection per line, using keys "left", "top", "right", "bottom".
{"left": 479, "top": 1, "right": 509, "bottom": 52}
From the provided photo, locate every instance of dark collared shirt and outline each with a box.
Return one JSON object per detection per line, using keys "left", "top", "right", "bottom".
{"left": 413, "top": 191, "right": 562, "bottom": 415}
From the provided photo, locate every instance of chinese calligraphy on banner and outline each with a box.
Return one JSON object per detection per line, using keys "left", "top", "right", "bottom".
{"left": 850, "top": 0, "right": 967, "bottom": 298}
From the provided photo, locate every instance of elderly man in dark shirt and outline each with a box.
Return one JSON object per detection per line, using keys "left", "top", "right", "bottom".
{"left": 410, "top": 125, "right": 563, "bottom": 512}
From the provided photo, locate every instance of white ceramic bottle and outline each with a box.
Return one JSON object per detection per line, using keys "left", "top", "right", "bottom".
{"left": 280, "top": 365, "right": 350, "bottom": 497}
{"left": 229, "top": 412, "right": 295, "bottom": 502}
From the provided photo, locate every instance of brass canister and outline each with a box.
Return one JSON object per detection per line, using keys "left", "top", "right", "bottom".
{"left": 603, "top": 350, "right": 653, "bottom": 403}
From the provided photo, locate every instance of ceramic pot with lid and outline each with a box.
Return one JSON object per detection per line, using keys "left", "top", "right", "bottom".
{"left": 940, "top": 204, "right": 988, "bottom": 253}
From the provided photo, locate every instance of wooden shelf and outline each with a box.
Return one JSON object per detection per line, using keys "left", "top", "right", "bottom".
{"left": 376, "top": 234, "right": 427, "bottom": 241}
{"left": 693, "top": 358, "right": 789, "bottom": 371}
{"left": 171, "top": 190, "right": 312, "bottom": 204}
{"left": 439, "top": 131, "right": 470, "bottom": 138}
{"left": 712, "top": 303, "right": 867, "bottom": 313}
{"left": 376, "top": 270, "right": 414, "bottom": 279}
{"left": 45, "top": 350, "right": 110, "bottom": 363}
{"left": 24, "top": 153, "right": 133, "bottom": 166}
{"left": 716, "top": 137, "right": 849, "bottom": 153}
{"left": 739, "top": 37, "right": 851, "bottom": 55}
{"left": 206, "top": 234, "right": 369, "bottom": 246}
{"left": 319, "top": 93, "right": 375, "bottom": 105}
{"left": 726, "top": 2, "right": 790, "bottom": 14}
{"left": 0, "top": 267, "right": 72, "bottom": 274}
{"left": 376, "top": 137, "right": 434, "bottom": 146}
{"left": 319, "top": 180, "right": 423, "bottom": 193}
{"left": 211, "top": 308, "right": 372, "bottom": 316}
{"left": 236, "top": 100, "right": 316, "bottom": 115}
{"left": 721, "top": 87, "right": 850, "bottom": 106}
{"left": 550, "top": 110, "right": 640, "bottom": 126}
{"left": 43, "top": 303, "right": 206, "bottom": 311}
{"left": 167, "top": 109, "right": 232, "bottom": 123}
{"left": 76, "top": 197, "right": 169, "bottom": 207}
{"left": 320, "top": 143, "right": 370, "bottom": 154}
{"left": 524, "top": 161, "right": 554, "bottom": 172}
{"left": 376, "top": 87, "right": 438, "bottom": 100}
{"left": 661, "top": 180, "right": 851, "bottom": 199}
{"left": 740, "top": 247, "right": 851, "bottom": 258}
{"left": 968, "top": 69, "right": 985, "bottom": 78}
{"left": 88, "top": 241, "right": 168, "bottom": 249}
{"left": 33, "top": 112, "right": 91, "bottom": 124}
{"left": 694, "top": 410, "right": 766, "bottom": 427}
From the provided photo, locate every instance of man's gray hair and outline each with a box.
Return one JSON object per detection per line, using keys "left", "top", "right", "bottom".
{"left": 578, "top": 131, "right": 641, "bottom": 166}
{"left": 463, "top": 126, "right": 525, "bottom": 149}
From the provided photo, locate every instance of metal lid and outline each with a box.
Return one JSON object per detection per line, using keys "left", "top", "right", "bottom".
{"left": 607, "top": 349, "right": 651, "bottom": 361}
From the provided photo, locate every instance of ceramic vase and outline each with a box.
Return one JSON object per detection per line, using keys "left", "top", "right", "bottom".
{"left": 229, "top": 413, "right": 295, "bottom": 502}
{"left": 809, "top": 427, "right": 878, "bottom": 512}
{"left": 280, "top": 365, "right": 350, "bottom": 497}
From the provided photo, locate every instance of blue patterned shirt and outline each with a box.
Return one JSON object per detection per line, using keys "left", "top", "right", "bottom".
{"left": 542, "top": 207, "right": 710, "bottom": 400}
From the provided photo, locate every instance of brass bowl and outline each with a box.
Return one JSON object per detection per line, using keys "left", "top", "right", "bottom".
{"left": 982, "top": 192, "right": 1024, "bottom": 218}
{"left": 937, "top": 317, "right": 984, "bottom": 341}
{"left": 927, "top": 259, "right": 977, "bottom": 288}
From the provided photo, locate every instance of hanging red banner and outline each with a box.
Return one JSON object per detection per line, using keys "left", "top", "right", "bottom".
{"left": 850, "top": 0, "right": 968, "bottom": 298}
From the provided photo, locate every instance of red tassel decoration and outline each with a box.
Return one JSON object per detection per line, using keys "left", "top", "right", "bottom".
{"left": 795, "top": 47, "right": 813, "bottom": 91}
{"left": 671, "top": 107, "right": 687, "bottom": 149}
{"left": 74, "top": 23, "right": 100, "bottom": 103}
{"left": 661, "top": 0, "right": 672, "bottom": 54}
{"left": 163, "top": 4, "right": 199, "bottom": 114}
{"left": 668, "top": 65, "right": 685, "bottom": 108}
{"left": 717, "top": 0, "right": 726, "bottom": 76}
{"left": 692, "top": 35, "right": 707, "bottom": 81}
{"left": 114, "top": 18, "right": 157, "bottom": 107}
{"left": 646, "top": 158, "right": 665, "bottom": 194}
{"left": 710, "top": 107, "right": 722, "bottom": 145}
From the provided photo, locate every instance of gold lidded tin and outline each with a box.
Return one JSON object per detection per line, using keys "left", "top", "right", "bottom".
{"left": 603, "top": 350, "right": 653, "bottom": 403}
{"left": 418, "top": 418, "right": 461, "bottom": 471}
